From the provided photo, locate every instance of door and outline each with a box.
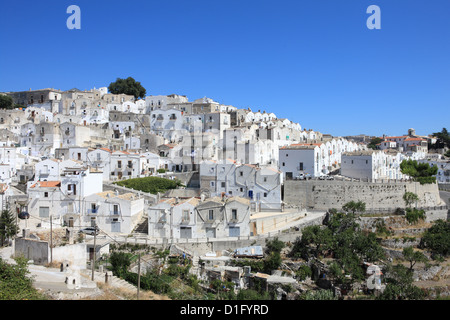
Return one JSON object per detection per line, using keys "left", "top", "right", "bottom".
{"left": 111, "top": 220, "right": 121, "bottom": 232}
{"left": 206, "top": 228, "right": 216, "bottom": 238}
{"left": 229, "top": 227, "right": 240, "bottom": 237}
{"left": 180, "top": 227, "right": 192, "bottom": 239}
{"left": 89, "top": 248, "right": 95, "bottom": 261}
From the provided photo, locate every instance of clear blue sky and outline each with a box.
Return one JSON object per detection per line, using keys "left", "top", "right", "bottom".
{"left": 1, "top": 0, "right": 449, "bottom": 137}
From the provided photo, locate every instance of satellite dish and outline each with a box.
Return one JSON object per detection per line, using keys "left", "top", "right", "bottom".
{"left": 18, "top": 212, "right": 30, "bottom": 220}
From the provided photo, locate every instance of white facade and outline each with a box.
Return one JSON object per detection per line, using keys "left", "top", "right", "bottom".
{"left": 33, "top": 159, "right": 80, "bottom": 183}
{"left": 110, "top": 151, "right": 142, "bottom": 181}
{"left": 148, "top": 196, "right": 251, "bottom": 239}
{"left": 150, "top": 108, "right": 184, "bottom": 142}
{"left": 84, "top": 191, "right": 145, "bottom": 233}
{"left": 87, "top": 148, "right": 112, "bottom": 181}
{"left": 279, "top": 138, "right": 365, "bottom": 179}
{"left": 199, "top": 160, "right": 282, "bottom": 211}
{"left": 341, "top": 150, "right": 411, "bottom": 181}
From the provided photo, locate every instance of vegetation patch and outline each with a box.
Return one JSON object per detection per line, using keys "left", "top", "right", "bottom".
{"left": 114, "top": 176, "right": 183, "bottom": 194}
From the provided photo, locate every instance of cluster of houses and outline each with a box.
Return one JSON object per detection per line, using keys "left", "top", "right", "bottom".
{"left": 0, "top": 87, "right": 447, "bottom": 244}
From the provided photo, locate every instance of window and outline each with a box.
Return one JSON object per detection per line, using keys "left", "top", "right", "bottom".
{"left": 239, "top": 171, "right": 243, "bottom": 176}
{"left": 299, "top": 162, "right": 304, "bottom": 170}
{"left": 67, "top": 184, "right": 76, "bottom": 195}
{"left": 39, "top": 207, "right": 49, "bottom": 218}
{"left": 210, "top": 181, "right": 215, "bottom": 187}
{"left": 221, "top": 182, "right": 226, "bottom": 188}
{"left": 264, "top": 192, "right": 268, "bottom": 198}
{"left": 118, "top": 161, "right": 122, "bottom": 168}
{"left": 182, "top": 210, "right": 189, "bottom": 221}
{"left": 232, "top": 209, "right": 237, "bottom": 220}
{"left": 263, "top": 177, "right": 267, "bottom": 182}
{"left": 44, "top": 192, "right": 49, "bottom": 198}
{"left": 208, "top": 210, "right": 214, "bottom": 220}
{"left": 282, "top": 162, "right": 285, "bottom": 167}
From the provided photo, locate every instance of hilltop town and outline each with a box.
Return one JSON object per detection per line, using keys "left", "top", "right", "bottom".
{"left": 0, "top": 83, "right": 449, "bottom": 301}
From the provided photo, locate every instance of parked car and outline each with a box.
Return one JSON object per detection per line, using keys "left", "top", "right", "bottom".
{"left": 296, "top": 173, "right": 312, "bottom": 180}
{"left": 326, "top": 175, "right": 335, "bottom": 180}
{"left": 79, "top": 227, "right": 99, "bottom": 236}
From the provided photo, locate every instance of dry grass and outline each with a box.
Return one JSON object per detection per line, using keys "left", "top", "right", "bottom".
{"left": 82, "top": 282, "right": 171, "bottom": 300}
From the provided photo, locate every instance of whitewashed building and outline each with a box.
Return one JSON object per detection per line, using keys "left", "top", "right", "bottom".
{"left": 83, "top": 191, "right": 145, "bottom": 233}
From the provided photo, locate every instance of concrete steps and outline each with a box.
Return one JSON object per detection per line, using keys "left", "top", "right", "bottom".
{"left": 91, "top": 271, "right": 137, "bottom": 292}
{"left": 133, "top": 217, "right": 149, "bottom": 235}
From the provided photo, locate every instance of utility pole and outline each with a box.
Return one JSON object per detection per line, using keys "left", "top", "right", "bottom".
{"left": 50, "top": 213, "right": 53, "bottom": 264}
{"left": 137, "top": 253, "right": 141, "bottom": 300}
{"left": 91, "top": 225, "right": 97, "bottom": 281}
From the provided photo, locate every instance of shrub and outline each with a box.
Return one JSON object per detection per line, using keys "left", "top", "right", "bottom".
{"left": 296, "top": 265, "right": 312, "bottom": 281}
{"left": 114, "top": 176, "right": 183, "bottom": 194}
{"left": 0, "top": 257, "right": 47, "bottom": 300}
{"left": 405, "top": 208, "right": 425, "bottom": 224}
{"left": 420, "top": 219, "right": 450, "bottom": 257}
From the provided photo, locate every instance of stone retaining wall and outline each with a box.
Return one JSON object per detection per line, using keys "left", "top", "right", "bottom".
{"left": 284, "top": 180, "right": 442, "bottom": 211}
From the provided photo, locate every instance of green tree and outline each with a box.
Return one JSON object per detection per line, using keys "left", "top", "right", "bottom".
{"left": 420, "top": 219, "right": 450, "bottom": 257}
{"left": 400, "top": 159, "right": 438, "bottom": 184}
{"left": 402, "top": 246, "right": 428, "bottom": 272}
{"left": 378, "top": 264, "right": 425, "bottom": 300}
{"left": 367, "top": 137, "right": 383, "bottom": 150}
{"left": 403, "top": 192, "right": 419, "bottom": 208}
{"left": 288, "top": 225, "right": 333, "bottom": 260}
{"left": 109, "top": 251, "right": 132, "bottom": 278}
{"left": 296, "top": 265, "right": 312, "bottom": 281}
{"left": 265, "top": 237, "right": 285, "bottom": 255}
{"left": 405, "top": 208, "right": 425, "bottom": 224}
{"left": 263, "top": 251, "right": 282, "bottom": 274}
{"left": 431, "top": 128, "right": 450, "bottom": 149}
{"left": 0, "top": 206, "right": 18, "bottom": 246}
{"left": 342, "top": 201, "right": 366, "bottom": 215}
{"left": 0, "top": 95, "right": 14, "bottom": 110}
{"left": 108, "top": 77, "right": 146, "bottom": 99}
{"left": 0, "top": 256, "right": 46, "bottom": 300}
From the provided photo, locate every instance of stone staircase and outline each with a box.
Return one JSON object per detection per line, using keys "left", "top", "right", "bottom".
{"left": 132, "top": 217, "right": 148, "bottom": 235}
{"left": 91, "top": 270, "right": 137, "bottom": 292}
